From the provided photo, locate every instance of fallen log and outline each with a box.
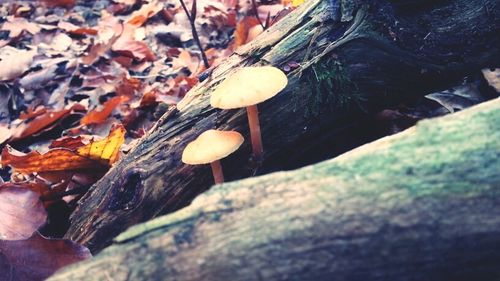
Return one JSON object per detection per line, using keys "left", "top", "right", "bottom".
{"left": 65, "top": 0, "right": 500, "bottom": 252}
{"left": 51, "top": 99, "right": 500, "bottom": 281}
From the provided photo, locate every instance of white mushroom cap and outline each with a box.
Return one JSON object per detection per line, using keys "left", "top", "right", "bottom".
{"left": 210, "top": 66, "right": 288, "bottom": 109}
{"left": 182, "top": 130, "right": 244, "bottom": 165}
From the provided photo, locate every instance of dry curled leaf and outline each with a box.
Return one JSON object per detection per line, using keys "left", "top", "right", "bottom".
{"left": 0, "top": 232, "right": 91, "bottom": 281}
{"left": 1, "top": 125, "right": 126, "bottom": 174}
{"left": 0, "top": 186, "right": 47, "bottom": 240}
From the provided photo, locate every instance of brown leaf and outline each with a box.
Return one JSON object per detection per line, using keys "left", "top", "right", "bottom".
{"left": 0, "top": 186, "right": 47, "bottom": 240}
{"left": 1, "top": 125, "right": 126, "bottom": 174}
{"left": 0, "top": 232, "right": 91, "bottom": 281}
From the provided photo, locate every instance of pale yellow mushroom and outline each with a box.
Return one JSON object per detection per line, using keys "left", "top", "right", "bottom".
{"left": 210, "top": 66, "right": 287, "bottom": 160}
{"left": 182, "top": 130, "right": 244, "bottom": 184}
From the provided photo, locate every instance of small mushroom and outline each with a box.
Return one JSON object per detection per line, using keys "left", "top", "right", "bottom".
{"left": 210, "top": 66, "right": 287, "bottom": 161}
{"left": 182, "top": 130, "right": 244, "bottom": 184}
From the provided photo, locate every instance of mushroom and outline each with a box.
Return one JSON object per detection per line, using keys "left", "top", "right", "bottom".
{"left": 210, "top": 66, "right": 287, "bottom": 161}
{"left": 182, "top": 130, "right": 244, "bottom": 184}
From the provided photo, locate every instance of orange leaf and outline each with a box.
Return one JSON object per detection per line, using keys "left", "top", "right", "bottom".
{"left": 1, "top": 125, "right": 126, "bottom": 174}
{"left": 1, "top": 147, "right": 102, "bottom": 174}
{"left": 127, "top": 1, "right": 163, "bottom": 27}
{"left": 49, "top": 136, "right": 86, "bottom": 150}
{"left": 80, "top": 96, "right": 129, "bottom": 126}
{"left": 58, "top": 21, "right": 98, "bottom": 36}
{"left": 234, "top": 17, "right": 261, "bottom": 48}
{"left": 11, "top": 104, "right": 85, "bottom": 141}
{"left": 19, "top": 106, "right": 47, "bottom": 120}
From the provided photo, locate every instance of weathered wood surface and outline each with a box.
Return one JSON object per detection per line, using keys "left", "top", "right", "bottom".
{"left": 51, "top": 99, "right": 500, "bottom": 281}
{"left": 65, "top": 0, "right": 500, "bottom": 252}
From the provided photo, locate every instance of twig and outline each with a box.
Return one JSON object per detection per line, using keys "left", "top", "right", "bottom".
{"left": 178, "top": 0, "right": 210, "bottom": 69}
{"left": 251, "top": 0, "right": 266, "bottom": 29}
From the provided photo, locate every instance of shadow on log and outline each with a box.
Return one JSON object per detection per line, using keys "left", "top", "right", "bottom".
{"left": 51, "top": 99, "right": 500, "bottom": 281}
{"left": 65, "top": 0, "right": 500, "bottom": 252}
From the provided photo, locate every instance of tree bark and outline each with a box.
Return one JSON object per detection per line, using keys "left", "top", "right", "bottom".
{"left": 64, "top": 0, "right": 500, "bottom": 253}
{"left": 50, "top": 99, "right": 500, "bottom": 281}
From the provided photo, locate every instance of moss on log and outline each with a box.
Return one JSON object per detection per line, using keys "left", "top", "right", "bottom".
{"left": 65, "top": 0, "right": 500, "bottom": 252}
{"left": 51, "top": 99, "right": 500, "bottom": 281}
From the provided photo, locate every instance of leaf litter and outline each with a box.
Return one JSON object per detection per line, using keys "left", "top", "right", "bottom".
{"left": 0, "top": 0, "right": 295, "bottom": 279}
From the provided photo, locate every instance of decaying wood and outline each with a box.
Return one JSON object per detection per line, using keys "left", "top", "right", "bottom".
{"left": 50, "top": 99, "right": 500, "bottom": 281}
{"left": 65, "top": 0, "right": 500, "bottom": 252}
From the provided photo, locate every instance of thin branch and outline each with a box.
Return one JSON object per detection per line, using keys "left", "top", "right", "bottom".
{"left": 179, "top": 0, "right": 210, "bottom": 69}
{"left": 251, "top": 0, "right": 265, "bottom": 29}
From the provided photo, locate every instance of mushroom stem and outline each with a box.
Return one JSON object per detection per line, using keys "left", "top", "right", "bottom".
{"left": 210, "top": 160, "right": 224, "bottom": 184}
{"left": 246, "top": 104, "right": 263, "bottom": 160}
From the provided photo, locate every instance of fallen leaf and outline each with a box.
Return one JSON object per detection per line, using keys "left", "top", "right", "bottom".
{"left": 41, "top": 0, "right": 76, "bottom": 8}
{"left": 0, "top": 47, "right": 37, "bottom": 81}
{"left": 1, "top": 17, "right": 41, "bottom": 38}
{"left": 76, "top": 124, "right": 126, "bottom": 165}
{"left": 1, "top": 147, "right": 99, "bottom": 175}
{"left": 0, "top": 186, "right": 47, "bottom": 240}
{"left": 1, "top": 125, "right": 126, "bottom": 174}
{"left": 11, "top": 104, "right": 86, "bottom": 141}
{"left": 49, "top": 136, "right": 86, "bottom": 150}
{"left": 19, "top": 107, "right": 47, "bottom": 120}
{"left": 127, "top": 0, "right": 163, "bottom": 27}
{"left": 81, "top": 96, "right": 129, "bottom": 125}
{"left": 0, "top": 232, "right": 91, "bottom": 281}
{"left": 234, "top": 16, "right": 261, "bottom": 48}
{"left": 57, "top": 21, "right": 98, "bottom": 36}
{"left": 112, "top": 39, "right": 157, "bottom": 61}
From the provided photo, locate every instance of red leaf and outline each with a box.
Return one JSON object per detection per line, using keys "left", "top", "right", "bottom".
{"left": 41, "top": 0, "right": 76, "bottom": 8}
{"left": 0, "top": 232, "right": 91, "bottom": 281}
{"left": 0, "top": 186, "right": 47, "bottom": 241}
